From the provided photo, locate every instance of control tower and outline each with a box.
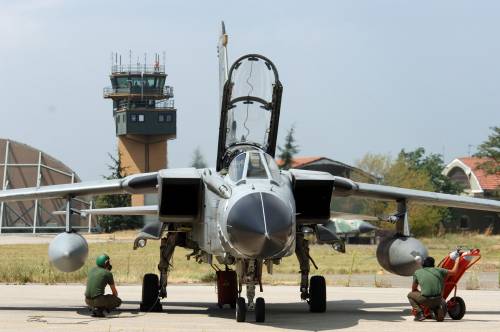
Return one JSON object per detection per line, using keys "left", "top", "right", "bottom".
{"left": 104, "top": 53, "right": 176, "bottom": 206}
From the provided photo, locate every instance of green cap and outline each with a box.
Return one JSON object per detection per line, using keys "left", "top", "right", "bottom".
{"left": 96, "top": 254, "right": 110, "bottom": 268}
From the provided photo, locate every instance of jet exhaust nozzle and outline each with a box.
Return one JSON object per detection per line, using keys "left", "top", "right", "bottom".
{"left": 48, "top": 232, "right": 89, "bottom": 272}
{"left": 376, "top": 234, "right": 428, "bottom": 276}
{"left": 226, "top": 192, "right": 293, "bottom": 258}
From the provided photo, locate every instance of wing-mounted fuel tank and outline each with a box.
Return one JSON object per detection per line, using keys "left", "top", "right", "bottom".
{"left": 216, "top": 54, "right": 283, "bottom": 171}
{"left": 376, "top": 234, "right": 428, "bottom": 276}
{"left": 48, "top": 231, "right": 89, "bottom": 272}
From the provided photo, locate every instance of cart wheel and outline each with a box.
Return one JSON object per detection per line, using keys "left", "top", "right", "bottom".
{"left": 447, "top": 296, "right": 466, "bottom": 320}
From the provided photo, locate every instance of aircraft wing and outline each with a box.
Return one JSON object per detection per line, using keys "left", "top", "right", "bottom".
{"left": 0, "top": 172, "right": 159, "bottom": 202}
{"left": 81, "top": 205, "right": 159, "bottom": 216}
{"left": 335, "top": 178, "right": 500, "bottom": 212}
{"left": 289, "top": 169, "right": 500, "bottom": 224}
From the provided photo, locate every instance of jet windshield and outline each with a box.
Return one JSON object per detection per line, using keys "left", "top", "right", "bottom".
{"left": 217, "top": 54, "right": 282, "bottom": 171}
{"left": 227, "top": 151, "right": 282, "bottom": 183}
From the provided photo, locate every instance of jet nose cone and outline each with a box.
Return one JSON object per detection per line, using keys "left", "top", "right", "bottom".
{"left": 227, "top": 192, "right": 293, "bottom": 258}
{"left": 358, "top": 221, "right": 378, "bottom": 234}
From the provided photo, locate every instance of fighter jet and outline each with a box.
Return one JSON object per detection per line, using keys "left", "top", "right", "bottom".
{"left": 1, "top": 22, "right": 499, "bottom": 323}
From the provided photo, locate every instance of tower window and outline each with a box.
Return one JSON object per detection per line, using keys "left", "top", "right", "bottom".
{"left": 166, "top": 114, "right": 172, "bottom": 122}
{"left": 131, "top": 114, "right": 137, "bottom": 122}
{"left": 138, "top": 114, "right": 145, "bottom": 122}
{"left": 158, "top": 114, "right": 165, "bottom": 122}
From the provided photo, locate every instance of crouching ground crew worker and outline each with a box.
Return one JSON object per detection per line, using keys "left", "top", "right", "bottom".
{"left": 85, "top": 254, "right": 122, "bottom": 317}
{"left": 408, "top": 255, "right": 460, "bottom": 322}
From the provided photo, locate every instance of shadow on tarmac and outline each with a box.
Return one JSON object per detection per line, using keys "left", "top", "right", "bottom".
{"left": 1, "top": 300, "right": 498, "bottom": 329}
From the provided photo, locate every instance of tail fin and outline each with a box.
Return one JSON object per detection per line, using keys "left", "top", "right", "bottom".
{"left": 218, "top": 21, "right": 229, "bottom": 107}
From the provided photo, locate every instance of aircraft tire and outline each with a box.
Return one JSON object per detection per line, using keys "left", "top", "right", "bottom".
{"left": 447, "top": 296, "right": 466, "bottom": 320}
{"left": 309, "top": 275, "right": 326, "bottom": 313}
{"left": 236, "top": 297, "right": 247, "bottom": 322}
{"left": 140, "top": 273, "right": 161, "bottom": 312}
{"left": 255, "top": 297, "right": 265, "bottom": 322}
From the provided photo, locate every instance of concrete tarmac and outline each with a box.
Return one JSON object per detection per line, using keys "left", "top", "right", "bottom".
{"left": 0, "top": 284, "right": 498, "bottom": 332}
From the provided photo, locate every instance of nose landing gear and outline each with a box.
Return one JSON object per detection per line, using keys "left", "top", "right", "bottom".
{"left": 232, "top": 259, "right": 266, "bottom": 322}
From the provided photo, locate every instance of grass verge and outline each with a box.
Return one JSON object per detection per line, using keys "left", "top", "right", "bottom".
{"left": 0, "top": 234, "right": 498, "bottom": 285}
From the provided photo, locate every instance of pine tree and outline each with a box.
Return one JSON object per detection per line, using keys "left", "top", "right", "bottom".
{"left": 190, "top": 147, "right": 207, "bottom": 168}
{"left": 278, "top": 126, "right": 299, "bottom": 170}
{"left": 95, "top": 153, "right": 142, "bottom": 232}
{"left": 474, "top": 126, "right": 500, "bottom": 175}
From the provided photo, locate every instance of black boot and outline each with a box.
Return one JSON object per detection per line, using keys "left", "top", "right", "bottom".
{"left": 91, "top": 308, "right": 105, "bottom": 317}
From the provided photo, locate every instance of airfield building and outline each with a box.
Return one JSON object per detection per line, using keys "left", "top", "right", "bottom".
{"left": 443, "top": 157, "right": 500, "bottom": 233}
{"left": 104, "top": 54, "right": 177, "bottom": 206}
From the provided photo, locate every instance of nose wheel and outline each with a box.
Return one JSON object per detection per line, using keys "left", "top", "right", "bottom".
{"left": 255, "top": 297, "right": 265, "bottom": 322}
{"left": 236, "top": 297, "right": 247, "bottom": 322}
{"left": 235, "top": 296, "right": 266, "bottom": 322}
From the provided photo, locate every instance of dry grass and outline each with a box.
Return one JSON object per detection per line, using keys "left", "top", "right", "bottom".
{"left": 0, "top": 233, "right": 498, "bottom": 285}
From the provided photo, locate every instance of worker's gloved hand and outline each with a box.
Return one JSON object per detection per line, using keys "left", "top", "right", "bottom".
{"left": 449, "top": 251, "right": 460, "bottom": 261}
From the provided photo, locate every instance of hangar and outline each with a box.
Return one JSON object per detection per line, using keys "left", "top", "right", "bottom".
{"left": 0, "top": 139, "right": 92, "bottom": 233}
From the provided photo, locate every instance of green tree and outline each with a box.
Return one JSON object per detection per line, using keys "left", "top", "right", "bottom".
{"left": 278, "top": 125, "right": 299, "bottom": 170}
{"left": 383, "top": 156, "right": 443, "bottom": 236}
{"left": 398, "top": 148, "right": 463, "bottom": 194}
{"left": 355, "top": 153, "right": 392, "bottom": 181}
{"left": 190, "top": 147, "right": 207, "bottom": 168}
{"left": 95, "top": 153, "right": 142, "bottom": 233}
{"left": 474, "top": 126, "right": 500, "bottom": 175}
{"left": 353, "top": 151, "right": 446, "bottom": 236}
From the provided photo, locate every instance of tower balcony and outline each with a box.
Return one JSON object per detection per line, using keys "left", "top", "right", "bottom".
{"left": 104, "top": 86, "right": 174, "bottom": 99}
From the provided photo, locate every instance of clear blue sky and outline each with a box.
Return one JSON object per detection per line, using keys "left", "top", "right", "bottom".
{"left": 0, "top": 0, "right": 499, "bottom": 179}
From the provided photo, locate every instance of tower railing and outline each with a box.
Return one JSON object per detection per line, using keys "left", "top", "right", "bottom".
{"left": 111, "top": 64, "right": 165, "bottom": 74}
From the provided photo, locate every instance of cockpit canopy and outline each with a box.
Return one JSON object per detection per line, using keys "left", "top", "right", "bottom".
{"left": 228, "top": 151, "right": 281, "bottom": 184}
{"left": 217, "top": 54, "right": 283, "bottom": 171}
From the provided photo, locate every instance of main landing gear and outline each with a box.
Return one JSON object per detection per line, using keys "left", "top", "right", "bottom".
{"left": 140, "top": 233, "right": 178, "bottom": 312}
{"left": 140, "top": 273, "right": 162, "bottom": 312}
{"left": 296, "top": 233, "right": 327, "bottom": 313}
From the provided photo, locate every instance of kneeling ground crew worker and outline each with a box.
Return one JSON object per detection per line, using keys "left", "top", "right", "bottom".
{"left": 408, "top": 255, "right": 460, "bottom": 321}
{"left": 85, "top": 254, "right": 122, "bottom": 317}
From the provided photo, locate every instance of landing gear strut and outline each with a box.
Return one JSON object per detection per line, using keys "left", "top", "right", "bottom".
{"left": 295, "top": 232, "right": 327, "bottom": 312}
{"left": 158, "top": 233, "right": 177, "bottom": 298}
{"left": 140, "top": 232, "right": 177, "bottom": 312}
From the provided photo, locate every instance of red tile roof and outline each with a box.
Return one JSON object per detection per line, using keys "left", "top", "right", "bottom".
{"left": 276, "top": 156, "right": 323, "bottom": 168}
{"left": 459, "top": 157, "right": 500, "bottom": 190}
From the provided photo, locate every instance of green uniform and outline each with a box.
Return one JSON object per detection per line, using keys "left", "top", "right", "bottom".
{"left": 85, "top": 266, "right": 121, "bottom": 310}
{"left": 413, "top": 267, "right": 448, "bottom": 297}
{"left": 85, "top": 266, "right": 114, "bottom": 299}
{"left": 407, "top": 267, "right": 448, "bottom": 314}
